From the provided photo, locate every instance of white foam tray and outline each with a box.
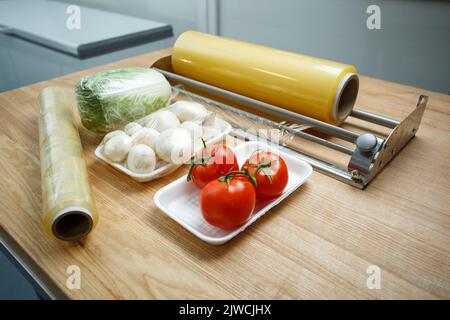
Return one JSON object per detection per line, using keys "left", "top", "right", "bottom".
{"left": 95, "top": 118, "right": 232, "bottom": 182}
{"left": 154, "top": 141, "right": 313, "bottom": 245}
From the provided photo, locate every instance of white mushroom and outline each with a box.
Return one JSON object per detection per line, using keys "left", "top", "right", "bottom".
{"left": 103, "top": 134, "right": 133, "bottom": 162}
{"left": 145, "top": 110, "right": 180, "bottom": 132}
{"left": 155, "top": 128, "right": 192, "bottom": 164}
{"left": 169, "top": 100, "right": 208, "bottom": 123}
{"left": 126, "top": 144, "right": 156, "bottom": 174}
{"left": 131, "top": 127, "right": 160, "bottom": 149}
{"left": 202, "top": 126, "right": 221, "bottom": 141}
{"left": 102, "top": 130, "right": 126, "bottom": 144}
{"left": 180, "top": 121, "right": 203, "bottom": 141}
{"left": 124, "top": 122, "right": 142, "bottom": 136}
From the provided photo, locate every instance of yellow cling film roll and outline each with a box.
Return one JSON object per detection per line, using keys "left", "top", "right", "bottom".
{"left": 38, "top": 87, "right": 99, "bottom": 241}
{"left": 172, "top": 31, "right": 359, "bottom": 125}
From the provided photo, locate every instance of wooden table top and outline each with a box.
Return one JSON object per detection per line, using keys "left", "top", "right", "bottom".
{"left": 0, "top": 48, "right": 449, "bottom": 299}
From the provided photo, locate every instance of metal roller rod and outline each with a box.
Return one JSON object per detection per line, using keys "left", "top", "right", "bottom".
{"left": 154, "top": 68, "right": 361, "bottom": 143}
{"left": 231, "top": 128, "right": 363, "bottom": 188}
{"left": 175, "top": 86, "right": 354, "bottom": 155}
{"left": 351, "top": 108, "right": 399, "bottom": 129}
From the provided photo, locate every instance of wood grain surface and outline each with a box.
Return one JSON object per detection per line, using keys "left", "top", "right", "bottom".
{"left": 0, "top": 48, "right": 449, "bottom": 299}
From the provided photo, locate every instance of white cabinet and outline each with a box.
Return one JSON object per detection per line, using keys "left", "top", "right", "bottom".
{"left": 0, "top": 33, "right": 172, "bottom": 92}
{"left": 0, "top": 0, "right": 173, "bottom": 92}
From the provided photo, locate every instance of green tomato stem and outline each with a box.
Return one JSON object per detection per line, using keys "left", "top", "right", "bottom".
{"left": 251, "top": 159, "right": 273, "bottom": 184}
{"left": 219, "top": 169, "right": 258, "bottom": 188}
{"left": 186, "top": 138, "right": 211, "bottom": 181}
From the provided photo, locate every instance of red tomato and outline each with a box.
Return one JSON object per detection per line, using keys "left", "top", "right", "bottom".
{"left": 241, "top": 151, "right": 288, "bottom": 199}
{"left": 200, "top": 176, "right": 256, "bottom": 229}
{"left": 188, "top": 143, "right": 238, "bottom": 189}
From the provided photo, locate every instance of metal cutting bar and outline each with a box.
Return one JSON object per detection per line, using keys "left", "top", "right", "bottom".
{"left": 231, "top": 128, "right": 363, "bottom": 188}
{"left": 351, "top": 109, "right": 400, "bottom": 128}
{"left": 153, "top": 67, "right": 361, "bottom": 143}
{"left": 174, "top": 86, "right": 354, "bottom": 155}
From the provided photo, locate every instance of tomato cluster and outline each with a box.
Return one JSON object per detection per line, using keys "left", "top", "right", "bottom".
{"left": 188, "top": 143, "right": 289, "bottom": 230}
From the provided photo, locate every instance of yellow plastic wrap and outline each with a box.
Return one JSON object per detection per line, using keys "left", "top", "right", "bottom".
{"left": 38, "top": 87, "right": 99, "bottom": 241}
{"left": 172, "top": 31, "right": 359, "bottom": 125}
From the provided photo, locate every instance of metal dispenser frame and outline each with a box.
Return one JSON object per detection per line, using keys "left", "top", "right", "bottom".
{"left": 151, "top": 55, "right": 428, "bottom": 189}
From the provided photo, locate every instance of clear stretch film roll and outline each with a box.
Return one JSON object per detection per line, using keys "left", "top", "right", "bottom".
{"left": 38, "top": 87, "right": 99, "bottom": 241}
{"left": 172, "top": 31, "right": 359, "bottom": 125}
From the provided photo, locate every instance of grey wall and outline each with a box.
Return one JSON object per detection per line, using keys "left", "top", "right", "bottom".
{"left": 3, "top": 0, "right": 448, "bottom": 92}
{"left": 62, "top": 0, "right": 450, "bottom": 94}
{"left": 58, "top": 0, "right": 200, "bottom": 38}
{"left": 218, "top": 0, "right": 450, "bottom": 94}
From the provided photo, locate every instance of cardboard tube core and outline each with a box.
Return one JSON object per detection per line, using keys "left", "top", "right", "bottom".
{"left": 52, "top": 209, "right": 93, "bottom": 241}
{"left": 335, "top": 73, "right": 359, "bottom": 122}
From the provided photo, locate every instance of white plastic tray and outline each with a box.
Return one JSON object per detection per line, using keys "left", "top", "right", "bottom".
{"left": 95, "top": 117, "right": 232, "bottom": 182}
{"left": 154, "top": 141, "right": 313, "bottom": 245}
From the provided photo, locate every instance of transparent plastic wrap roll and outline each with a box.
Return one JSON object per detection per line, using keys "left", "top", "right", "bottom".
{"left": 38, "top": 87, "right": 99, "bottom": 241}
{"left": 172, "top": 31, "right": 359, "bottom": 125}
